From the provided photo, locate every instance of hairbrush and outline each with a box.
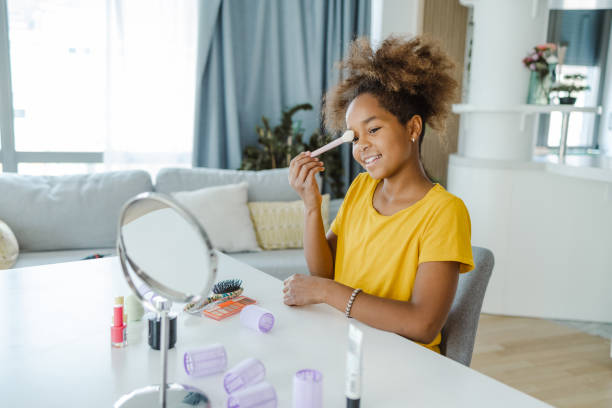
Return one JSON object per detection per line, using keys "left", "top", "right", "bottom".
{"left": 184, "top": 279, "right": 244, "bottom": 315}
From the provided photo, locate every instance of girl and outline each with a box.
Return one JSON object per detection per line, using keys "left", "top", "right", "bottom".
{"left": 283, "top": 35, "right": 474, "bottom": 353}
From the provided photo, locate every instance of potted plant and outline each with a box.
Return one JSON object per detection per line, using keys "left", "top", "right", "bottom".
{"left": 240, "top": 103, "right": 345, "bottom": 198}
{"left": 550, "top": 74, "right": 590, "bottom": 105}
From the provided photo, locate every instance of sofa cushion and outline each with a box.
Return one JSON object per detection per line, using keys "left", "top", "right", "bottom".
{"left": 248, "top": 195, "right": 330, "bottom": 250}
{"left": 230, "top": 249, "right": 309, "bottom": 281}
{"left": 173, "top": 182, "right": 261, "bottom": 253}
{"left": 156, "top": 167, "right": 320, "bottom": 202}
{"left": 0, "top": 170, "right": 153, "bottom": 251}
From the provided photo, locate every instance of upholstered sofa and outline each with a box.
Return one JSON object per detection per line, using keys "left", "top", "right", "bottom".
{"left": 0, "top": 168, "right": 342, "bottom": 280}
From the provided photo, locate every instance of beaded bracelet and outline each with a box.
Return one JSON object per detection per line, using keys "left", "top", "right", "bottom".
{"left": 345, "top": 288, "right": 362, "bottom": 318}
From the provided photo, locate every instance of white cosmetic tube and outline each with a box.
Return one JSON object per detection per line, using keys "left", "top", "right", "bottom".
{"left": 345, "top": 323, "right": 363, "bottom": 408}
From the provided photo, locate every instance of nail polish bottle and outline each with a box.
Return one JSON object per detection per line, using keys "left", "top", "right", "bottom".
{"left": 111, "top": 303, "right": 127, "bottom": 348}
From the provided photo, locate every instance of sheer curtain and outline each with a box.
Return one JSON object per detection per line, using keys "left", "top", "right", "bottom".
{"left": 104, "top": 0, "right": 198, "bottom": 175}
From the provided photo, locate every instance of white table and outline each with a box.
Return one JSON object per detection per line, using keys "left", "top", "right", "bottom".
{"left": 0, "top": 253, "right": 552, "bottom": 407}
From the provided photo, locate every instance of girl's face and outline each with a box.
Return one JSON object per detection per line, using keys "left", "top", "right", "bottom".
{"left": 346, "top": 93, "right": 421, "bottom": 180}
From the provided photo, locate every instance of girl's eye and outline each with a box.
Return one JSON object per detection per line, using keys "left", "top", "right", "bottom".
{"left": 368, "top": 127, "right": 380, "bottom": 134}
{"left": 352, "top": 135, "right": 359, "bottom": 144}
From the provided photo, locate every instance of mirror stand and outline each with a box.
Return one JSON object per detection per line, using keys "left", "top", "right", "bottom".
{"left": 114, "top": 193, "right": 215, "bottom": 408}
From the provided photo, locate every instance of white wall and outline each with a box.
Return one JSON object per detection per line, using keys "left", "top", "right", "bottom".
{"left": 449, "top": 155, "right": 612, "bottom": 322}
{"left": 370, "top": 0, "right": 423, "bottom": 45}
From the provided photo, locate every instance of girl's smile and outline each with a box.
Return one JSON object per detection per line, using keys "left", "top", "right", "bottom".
{"left": 346, "top": 93, "right": 417, "bottom": 180}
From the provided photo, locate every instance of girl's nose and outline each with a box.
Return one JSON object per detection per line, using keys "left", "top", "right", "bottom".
{"left": 355, "top": 136, "right": 369, "bottom": 151}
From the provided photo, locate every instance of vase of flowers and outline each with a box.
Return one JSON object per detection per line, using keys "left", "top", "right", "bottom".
{"left": 523, "top": 44, "right": 558, "bottom": 105}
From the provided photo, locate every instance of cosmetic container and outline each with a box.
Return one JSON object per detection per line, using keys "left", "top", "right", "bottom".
{"left": 125, "top": 294, "right": 144, "bottom": 321}
{"left": 111, "top": 304, "right": 127, "bottom": 348}
{"left": 240, "top": 305, "right": 274, "bottom": 333}
{"left": 224, "top": 358, "right": 266, "bottom": 394}
{"left": 184, "top": 344, "right": 228, "bottom": 377}
{"left": 292, "top": 369, "right": 323, "bottom": 408}
{"left": 147, "top": 312, "right": 177, "bottom": 350}
{"left": 345, "top": 323, "right": 363, "bottom": 408}
{"left": 227, "top": 381, "right": 277, "bottom": 408}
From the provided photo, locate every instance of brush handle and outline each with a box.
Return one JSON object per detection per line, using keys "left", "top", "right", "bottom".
{"left": 310, "top": 130, "right": 354, "bottom": 157}
{"left": 310, "top": 138, "right": 346, "bottom": 157}
{"left": 184, "top": 288, "right": 244, "bottom": 314}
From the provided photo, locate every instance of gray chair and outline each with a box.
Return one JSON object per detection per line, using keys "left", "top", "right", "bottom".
{"left": 440, "top": 246, "right": 494, "bottom": 366}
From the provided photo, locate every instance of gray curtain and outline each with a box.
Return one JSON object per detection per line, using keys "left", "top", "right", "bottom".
{"left": 193, "top": 0, "right": 370, "bottom": 192}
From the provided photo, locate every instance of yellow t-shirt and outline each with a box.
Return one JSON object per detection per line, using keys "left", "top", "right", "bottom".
{"left": 330, "top": 173, "right": 474, "bottom": 352}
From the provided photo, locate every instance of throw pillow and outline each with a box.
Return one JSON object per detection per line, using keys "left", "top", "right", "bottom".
{"left": 248, "top": 194, "right": 330, "bottom": 250}
{"left": 0, "top": 219, "right": 19, "bottom": 269}
{"left": 172, "top": 182, "right": 261, "bottom": 253}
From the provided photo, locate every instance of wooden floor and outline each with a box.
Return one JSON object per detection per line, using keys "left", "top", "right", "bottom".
{"left": 471, "top": 314, "right": 612, "bottom": 408}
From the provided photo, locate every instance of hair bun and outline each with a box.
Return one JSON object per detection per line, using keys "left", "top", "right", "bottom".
{"left": 324, "top": 35, "right": 458, "bottom": 134}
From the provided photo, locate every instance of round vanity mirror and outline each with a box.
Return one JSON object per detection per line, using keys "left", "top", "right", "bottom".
{"left": 115, "top": 192, "right": 218, "bottom": 408}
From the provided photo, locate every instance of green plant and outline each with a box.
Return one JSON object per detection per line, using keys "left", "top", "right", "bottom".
{"left": 240, "top": 103, "right": 345, "bottom": 197}
{"left": 550, "top": 74, "right": 590, "bottom": 97}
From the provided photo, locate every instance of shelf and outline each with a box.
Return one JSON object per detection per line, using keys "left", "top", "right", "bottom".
{"left": 449, "top": 153, "right": 612, "bottom": 183}
{"left": 452, "top": 104, "right": 602, "bottom": 115}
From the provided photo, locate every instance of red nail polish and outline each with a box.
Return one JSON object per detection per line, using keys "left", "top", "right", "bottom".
{"left": 111, "top": 303, "right": 127, "bottom": 348}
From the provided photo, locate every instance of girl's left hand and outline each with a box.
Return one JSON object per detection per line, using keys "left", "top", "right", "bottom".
{"left": 282, "top": 274, "right": 329, "bottom": 306}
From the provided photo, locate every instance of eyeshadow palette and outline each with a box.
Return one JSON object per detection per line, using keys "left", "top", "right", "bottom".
{"left": 202, "top": 296, "right": 257, "bottom": 321}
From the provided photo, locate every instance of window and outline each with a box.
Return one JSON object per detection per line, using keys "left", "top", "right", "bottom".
{"left": 536, "top": 9, "right": 611, "bottom": 153}
{"left": 0, "top": 0, "right": 197, "bottom": 175}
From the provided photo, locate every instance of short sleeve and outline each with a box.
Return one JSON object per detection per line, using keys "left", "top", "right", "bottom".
{"left": 418, "top": 197, "right": 474, "bottom": 273}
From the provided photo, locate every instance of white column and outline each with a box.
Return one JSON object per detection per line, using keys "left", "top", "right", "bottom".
{"left": 457, "top": 0, "right": 549, "bottom": 161}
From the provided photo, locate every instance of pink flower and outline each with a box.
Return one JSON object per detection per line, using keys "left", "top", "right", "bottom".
{"left": 529, "top": 63, "right": 536, "bottom": 70}
{"left": 535, "top": 43, "right": 556, "bottom": 51}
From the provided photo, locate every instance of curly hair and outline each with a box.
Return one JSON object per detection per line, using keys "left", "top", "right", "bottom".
{"left": 324, "top": 35, "right": 458, "bottom": 144}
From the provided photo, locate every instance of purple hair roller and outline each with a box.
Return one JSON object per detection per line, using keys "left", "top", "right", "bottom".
{"left": 240, "top": 305, "right": 275, "bottom": 333}
{"left": 224, "top": 358, "right": 266, "bottom": 394}
{"left": 227, "top": 381, "right": 277, "bottom": 408}
{"left": 292, "top": 369, "right": 323, "bottom": 408}
{"left": 184, "top": 344, "right": 227, "bottom": 377}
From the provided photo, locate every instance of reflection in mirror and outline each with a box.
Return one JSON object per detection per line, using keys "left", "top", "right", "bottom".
{"left": 121, "top": 206, "right": 211, "bottom": 298}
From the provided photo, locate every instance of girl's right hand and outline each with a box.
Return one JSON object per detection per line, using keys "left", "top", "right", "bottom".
{"left": 289, "top": 152, "right": 324, "bottom": 210}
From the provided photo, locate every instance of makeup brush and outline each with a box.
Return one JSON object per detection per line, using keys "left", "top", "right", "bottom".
{"left": 310, "top": 130, "right": 355, "bottom": 157}
{"left": 184, "top": 279, "right": 244, "bottom": 315}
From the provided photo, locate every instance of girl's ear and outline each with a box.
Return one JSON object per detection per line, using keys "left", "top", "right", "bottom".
{"left": 407, "top": 115, "right": 423, "bottom": 142}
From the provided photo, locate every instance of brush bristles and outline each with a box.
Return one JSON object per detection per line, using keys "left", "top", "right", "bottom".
{"left": 212, "top": 279, "right": 243, "bottom": 294}
{"left": 341, "top": 130, "right": 355, "bottom": 142}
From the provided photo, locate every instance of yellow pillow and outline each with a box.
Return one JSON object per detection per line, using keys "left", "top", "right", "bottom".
{"left": 248, "top": 195, "right": 330, "bottom": 250}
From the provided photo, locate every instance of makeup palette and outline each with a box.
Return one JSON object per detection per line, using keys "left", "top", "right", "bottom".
{"left": 202, "top": 296, "right": 257, "bottom": 321}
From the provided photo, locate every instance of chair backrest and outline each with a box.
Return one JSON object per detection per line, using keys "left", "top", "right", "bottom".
{"left": 440, "top": 246, "right": 494, "bottom": 366}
